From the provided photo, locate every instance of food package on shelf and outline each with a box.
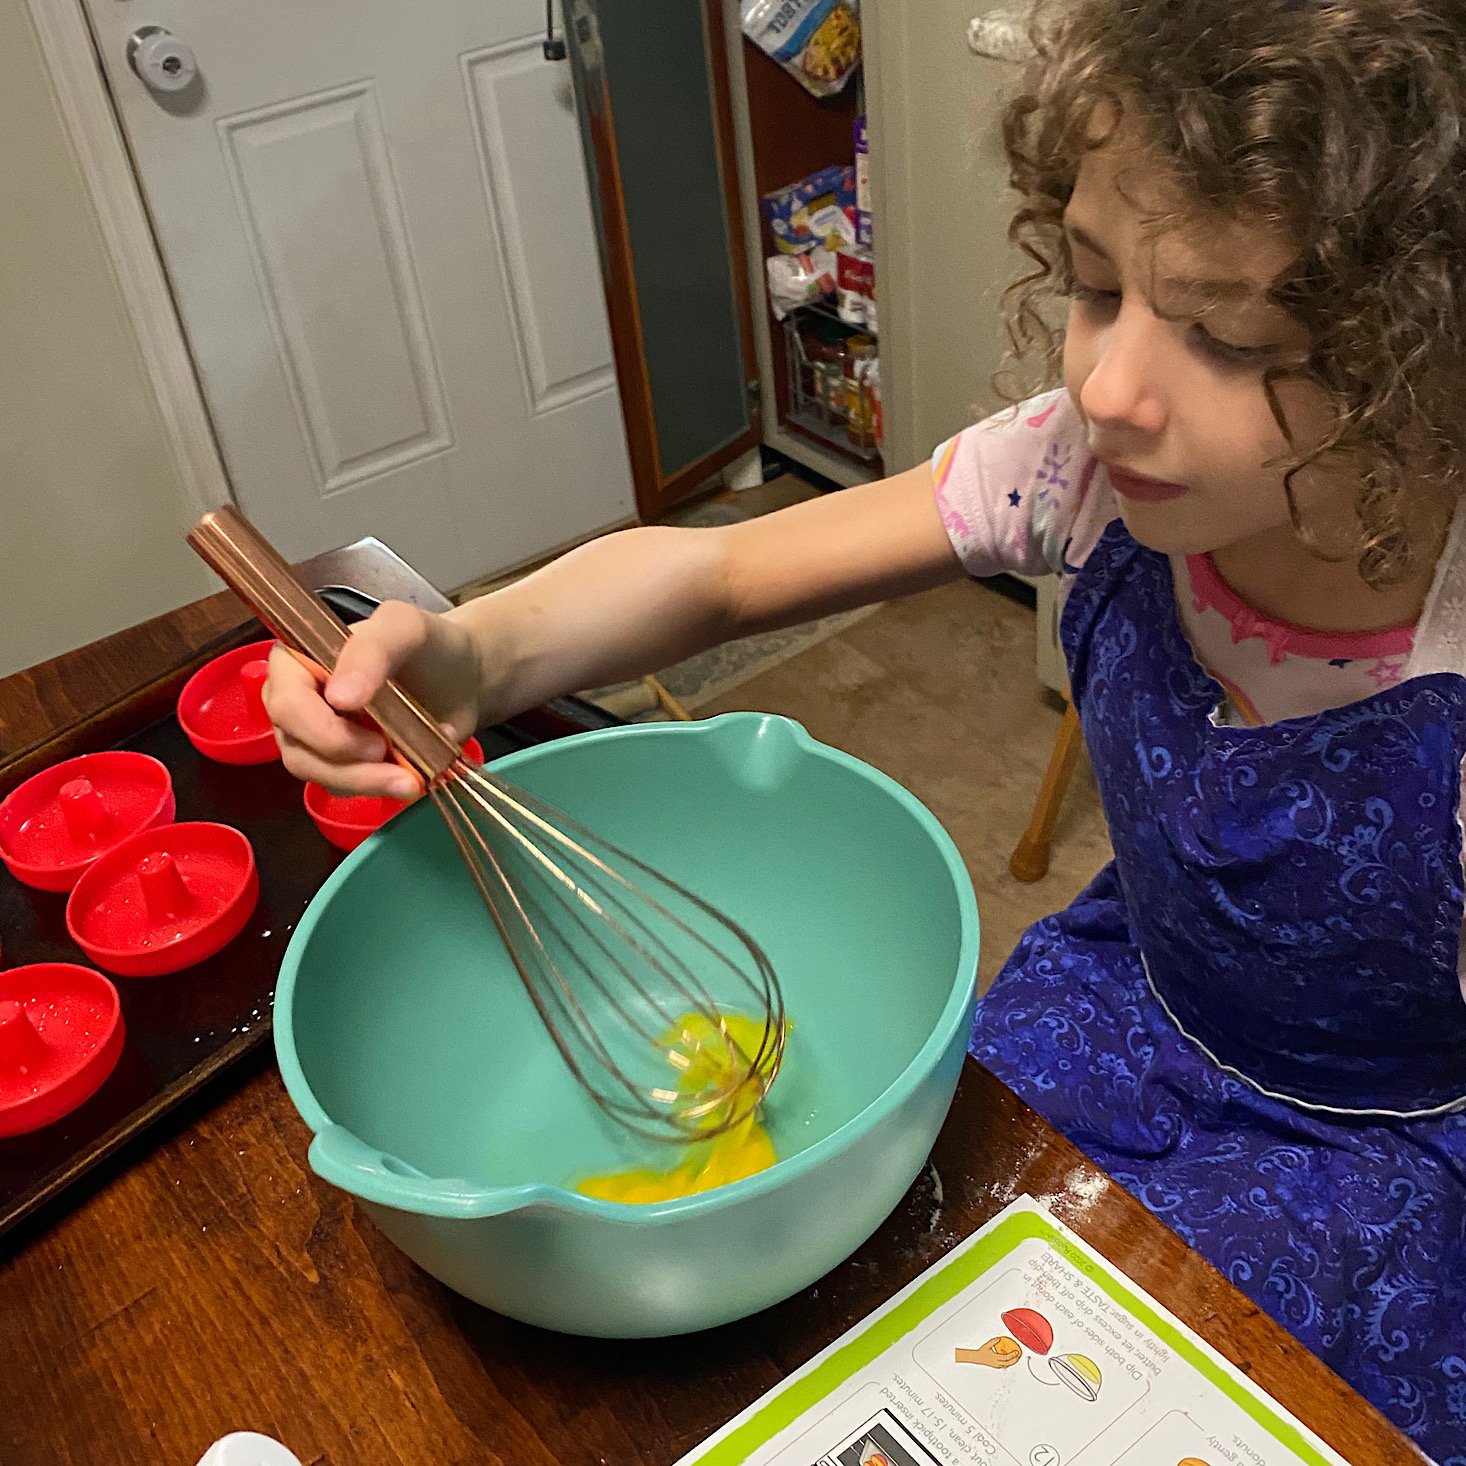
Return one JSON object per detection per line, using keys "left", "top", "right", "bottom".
{"left": 761, "top": 164, "right": 857, "bottom": 255}
{"left": 854, "top": 114, "right": 873, "bottom": 246}
{"left": 794, "top": 316, "right": 852, "bottom": 424}
{"left": 767, "top": 249, "right": 838, "bottom": 319}
{"left": 741, "top": 0, "right": 862, "bottom": 98}
{"left": 843, "top": 335, "right": 879, "bottom": 453}
{"left": 836, "top": 246, "right": 876, "bottom": 331}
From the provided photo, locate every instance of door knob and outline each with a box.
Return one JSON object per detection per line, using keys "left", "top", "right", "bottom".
{"left": 127, "top": 26, "right": 198, "bottom": 93}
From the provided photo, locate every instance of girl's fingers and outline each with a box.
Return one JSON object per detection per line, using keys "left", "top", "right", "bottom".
{"left": 264, "top": 606, "right": 445, "bottom": 800}
{"left": 265, "top": 645, "right": 388, "bottom": 765}
{"left": 324, "top": 602, "right": 430, "bottom": 713}
{"left": 275, "top": 730, "right": 420, "bottom": 801}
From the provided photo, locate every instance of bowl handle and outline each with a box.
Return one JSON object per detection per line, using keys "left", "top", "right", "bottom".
{"left": 308, "top": 1125, "right": 528, "bottom": 1219}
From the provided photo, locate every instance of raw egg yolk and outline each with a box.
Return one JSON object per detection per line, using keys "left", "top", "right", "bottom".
{"left": 576, "top": 1012, "right": 784, "bottom": 1204}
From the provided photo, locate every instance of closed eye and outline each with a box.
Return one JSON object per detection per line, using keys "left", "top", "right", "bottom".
{"left": 1066, "top": 281, "right": 1120, "bottom": 311}
{"left": 1067, "top": 268, "right": 1284, "bottom": 372}
{"left": 1189, "top": 323, "right": 1280, "bottom": 369}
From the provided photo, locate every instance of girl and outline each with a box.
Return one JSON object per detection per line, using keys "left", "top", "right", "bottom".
{"left": 265, "top": 2, "right": 1466, "bottom": 1458}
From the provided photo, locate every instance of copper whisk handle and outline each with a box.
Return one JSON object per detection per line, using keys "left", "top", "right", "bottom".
{"left": 187, "top": 506, "right": 460, "bottom": 784}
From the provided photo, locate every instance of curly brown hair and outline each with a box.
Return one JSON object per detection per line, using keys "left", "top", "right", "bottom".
{"left": 1001, "top": 0, "right": 1466, "bottom": 585}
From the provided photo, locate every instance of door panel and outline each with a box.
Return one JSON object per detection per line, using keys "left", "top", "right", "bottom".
{"left": 462, "top": 44, "right": 618, "bottom": 413}
{"left": 219, "top": 83, "right": 453, "bottom": 493}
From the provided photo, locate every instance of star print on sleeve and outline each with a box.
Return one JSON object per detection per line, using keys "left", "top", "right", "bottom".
{"left": 927, "top": 388, "right": 1091, "bottom": 579}
{"left": 1367, "top": 655, "right": 1409, "bottom": 688}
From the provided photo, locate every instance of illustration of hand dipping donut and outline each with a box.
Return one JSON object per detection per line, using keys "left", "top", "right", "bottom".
{"left": 954, "top": 1306, "right": 1054, "bottom": 1369}
{"left": 953, "top": 1335, "right": 1023, "bottom": 1369}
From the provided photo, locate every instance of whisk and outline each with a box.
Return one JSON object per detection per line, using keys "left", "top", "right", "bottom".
{"left": 188, "top": 507, "right": 785, "bottom": 1143}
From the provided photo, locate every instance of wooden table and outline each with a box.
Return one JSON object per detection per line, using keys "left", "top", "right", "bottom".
{"left": 0, "top": 549, "right": 1421, "bottom": 1466}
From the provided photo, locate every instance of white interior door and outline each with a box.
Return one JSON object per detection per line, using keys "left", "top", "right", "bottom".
{"left": 82, "top": 0, "right": 635, "bottom": 590}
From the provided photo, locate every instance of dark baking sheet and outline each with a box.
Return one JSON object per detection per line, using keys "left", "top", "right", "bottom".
{"left": 0, "top": 595, "right": 617, "bottom": 1237}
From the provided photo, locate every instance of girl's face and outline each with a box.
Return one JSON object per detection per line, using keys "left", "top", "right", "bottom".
{"left": 1062, "top": 132, "right": 1332, "bottom": 556}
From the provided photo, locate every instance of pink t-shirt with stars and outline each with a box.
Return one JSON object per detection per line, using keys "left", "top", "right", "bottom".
{"left": 931, "top": 388, "right": 1415, "bottom": 727}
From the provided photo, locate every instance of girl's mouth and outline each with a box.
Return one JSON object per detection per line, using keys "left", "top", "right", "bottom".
{"left": 1104, "top": 464, "right": 1187, "bottom": 503}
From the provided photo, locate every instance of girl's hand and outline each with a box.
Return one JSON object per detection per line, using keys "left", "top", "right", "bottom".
{"left": 262, "top": 601, "right": 487, "bottom": 800}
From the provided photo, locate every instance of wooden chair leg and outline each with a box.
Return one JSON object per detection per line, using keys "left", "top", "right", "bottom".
{"left": 642, "top": 675, "right": 693, "bottom": 721}
{"left": 581, "top": 676, "right": 692, "bottom": 721}
{"left": 1009, "top": 700, "right": 1083, "bottom": 883}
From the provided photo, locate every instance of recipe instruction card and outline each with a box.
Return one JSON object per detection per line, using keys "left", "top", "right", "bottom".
{"left": 678, "top": 1197, "right": 1347, "bottom": 1466}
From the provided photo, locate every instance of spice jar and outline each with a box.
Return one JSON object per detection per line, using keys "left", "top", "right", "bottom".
{"left": 801, "top": 319, "right": 851, "bottom": 425}
{"left": 795, "top": 324, "right": 824, "bottom": 409}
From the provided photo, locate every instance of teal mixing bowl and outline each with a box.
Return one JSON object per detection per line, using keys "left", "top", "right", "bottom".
{"left": 275, "top": 713, "right": 978, "bottom": 1337}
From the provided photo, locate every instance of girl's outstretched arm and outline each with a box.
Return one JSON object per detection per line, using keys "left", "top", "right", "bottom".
{"left": 265, "top": 463, "right": 960, "bottom": 796}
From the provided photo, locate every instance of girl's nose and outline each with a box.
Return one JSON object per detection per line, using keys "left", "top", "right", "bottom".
{"left": 1078, "top": 308, "right": 1168, "bottom": 438}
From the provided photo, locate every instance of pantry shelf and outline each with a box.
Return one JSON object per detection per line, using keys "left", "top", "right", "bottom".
{"left": 785, "top": 405, "right": 881, "bottom": 463}
{"left": 781, "top": 309, "right": 881, "bottom": 463}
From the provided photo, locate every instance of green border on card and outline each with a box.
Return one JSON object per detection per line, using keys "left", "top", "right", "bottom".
{"left": 686, "top": 1210, "right": 1336, "bottom": 1466}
